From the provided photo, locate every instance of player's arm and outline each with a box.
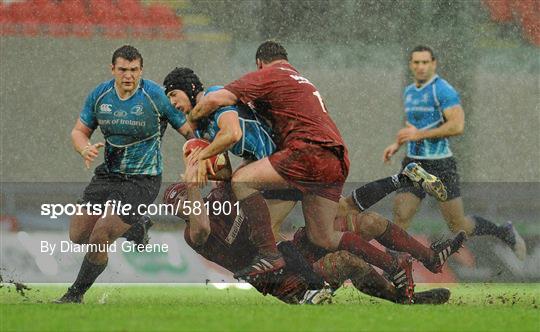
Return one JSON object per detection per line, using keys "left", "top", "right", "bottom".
{"left": 396, "top": 105, "right": 464, "bottom": 144}
{"left": 195, "top": 111, "right": 242, "bottom": 186}
{"left": 71, "top": 119, "right": 104, "bottom": 169}
{"left": 184, "top": 148, "right": 211, "bottom": 245}
{"left": 382, "top": 117, "right": 407, "bottom": 163}
{"left": 188, "top": 89, "right": 238, "bottom": 122}
{"left": 176, "top": 121, "right": 196, "bottom": 139}
{"left": 199, "top": 111, "right": 242, "bottom": 161}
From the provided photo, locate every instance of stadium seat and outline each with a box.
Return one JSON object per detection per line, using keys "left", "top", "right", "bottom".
{"left": 59, "top": 0, "right": 93, "bottom": 38}
{"left": 483, "top": 0, "right": 513, "bottom": 23}
{"left": 89, "top": 0, "right": 128, "bottom": 39}
{"left": 146, "top": 4, "right": 183, "bottom": 39}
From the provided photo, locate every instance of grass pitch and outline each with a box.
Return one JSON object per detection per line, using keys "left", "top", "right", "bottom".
{"left": 1, "top": 283, "right": 538, "bottom": 331}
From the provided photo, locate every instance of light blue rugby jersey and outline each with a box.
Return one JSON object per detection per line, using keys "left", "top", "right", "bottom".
{"left": 403, "top": 75, "right": 461, "bottom": 159}
{"left": 195, "top": 85, "right": 276, "bottom": 160}
{"left": 80, "top": 79, "right": 186, "bottom": 175}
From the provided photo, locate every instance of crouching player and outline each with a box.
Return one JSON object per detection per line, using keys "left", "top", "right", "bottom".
{"left": 167, "top": 149, "right": 454, "bottom": 304}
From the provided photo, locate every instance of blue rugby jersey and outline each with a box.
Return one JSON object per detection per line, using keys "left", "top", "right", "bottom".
{"left": 80, "top": 79, "right": 186, "bottom": 175}
{"left": 403, "top": 75, "right": 461, "bottom": 159}
{"left": 195, "top": 85, "right": 276, "bottom": 160}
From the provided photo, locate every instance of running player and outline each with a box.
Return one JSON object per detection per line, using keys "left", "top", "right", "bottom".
{"left": 382, "top": 45, "right": 526, "bottom": 260}
{"left": 56, "top": 45, "right": 192, "bottom": 303}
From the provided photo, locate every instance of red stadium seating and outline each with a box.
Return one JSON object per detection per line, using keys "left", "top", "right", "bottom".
{"left": 483, "top": 0, "right": 540, "bottom": 46}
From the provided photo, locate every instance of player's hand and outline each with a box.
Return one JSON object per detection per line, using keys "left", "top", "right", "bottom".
{"left": 382, "top": 142, "right": 400, "bottom": 164}
{"left": 183, "top": 147, "right": 201, "bottom": 184}
{"left": 80, "top": 142, "right": 104, "bottom": 169}
{"left": 196, "top": 157, "right": 216, "bottom": 188}
{"left": 397, "top": 122, "right": 423, "bottom": 144}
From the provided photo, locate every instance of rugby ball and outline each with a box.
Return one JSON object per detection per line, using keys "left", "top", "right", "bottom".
{"left": 182, "top": 138, "right": 227, "bottom": 173}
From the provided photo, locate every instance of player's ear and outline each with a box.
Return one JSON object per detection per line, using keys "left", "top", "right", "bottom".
{"left": 256, "top": 58, "right": 263, "bottom": 70}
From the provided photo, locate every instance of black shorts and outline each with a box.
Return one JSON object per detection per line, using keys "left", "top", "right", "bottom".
{"left": 397, "top": 156, "right": 461, "bottom": 200}
{"left": 78, "top": 164, "right": 162, "bottom": 225}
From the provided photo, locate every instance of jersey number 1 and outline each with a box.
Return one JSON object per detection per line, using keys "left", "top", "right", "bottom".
{"left": 313, "top": 91, "right": 327, "bottom": 113}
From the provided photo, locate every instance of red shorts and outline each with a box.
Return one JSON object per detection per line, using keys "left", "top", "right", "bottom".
{"left": 268, "top": 140, "right": 349, "bottom": 202}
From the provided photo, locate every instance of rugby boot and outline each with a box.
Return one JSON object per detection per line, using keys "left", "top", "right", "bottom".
{"left": 389, "top": 253, "right": 415, "bottom": 304}
{"left": 501, "top": 221, "right": 526, "bottom": 261}
{"left": 53, "top": 288, "right": 83, "bottom": 304}
{"left": 123, "top": 215, "right": 154, "bottom": 251}
{"left": 396, "top": 288, "right": 451, "bottom": 305}
{"left": 234, "top": 253, "right": 286, "bottom": 281}
{"left": 402, "top": 162, "right": 448, "bottom": 201}
{"left": 424, "top": 230, "right": 467, "bottom": 273}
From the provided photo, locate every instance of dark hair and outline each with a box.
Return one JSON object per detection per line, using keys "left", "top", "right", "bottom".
{"left": 163, "top": 67, "right": 204, "bottom": 107}
{"left": 255, "top": 40, "right": 288, "bottom": 63}
{"left": 409, "top": 45, "right": 436, "bottom": 61}
{"left": 112, "top": 45, "right": 143, "bottom": 67}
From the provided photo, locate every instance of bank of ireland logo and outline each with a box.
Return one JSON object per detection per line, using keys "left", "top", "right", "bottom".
{"left": 131, "top": 105, "right": 144, "bottom": 116}
{"left": 406, "top": 94, "right": 412, "bottom": 104}
{"left": 422, "top": 93, "right": 429, "bottom": 103}
{"left": 99, "top": 104, "right": 112, "bottom": 113}
{"left": 114, "top": 110, "right": 127, "bottom": 117}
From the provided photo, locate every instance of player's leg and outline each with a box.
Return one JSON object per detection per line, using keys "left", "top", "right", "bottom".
{"left": 69, "top": 213, "right": 100, "bottom": 244}
{"left": 342, "top": 211, "right": 466, "bottom": 273}
{"left": 439, "top": 198, "right": 526, "bottom": 260}
{"left": 231, "top": 157, "right": 291, "bottom": 278}
{"left": 56, "top": 214, "right": 130, "bottom": 303}
{"left": 302, "top": 194, "right": 415, "bottom": 301}
{"left": 266, "top": 199, "right": 297, "bottom": 241}
{"left": 392, "top": 192, "right": 422, "bottom": 230}
{"left": 339, "top": 162, "right": 447, "bottom": 216}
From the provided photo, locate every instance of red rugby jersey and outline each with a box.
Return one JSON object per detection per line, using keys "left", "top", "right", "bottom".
{"left": 225, "top": 63, "right": 347, "bottom": 151}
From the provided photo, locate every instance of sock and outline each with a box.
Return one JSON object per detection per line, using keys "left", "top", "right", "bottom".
{"left": 351, "top": 174, "right": 412, "bottom": 211}
{"left": 277, "top": 241, "right": 325, "bottom": 290}
{"left": 68, "top": 255, "right": 108, "bottom": 296}
{"left": 338, "top": 232, "right": 395, "bottom": 273}
{"left": 376, "top": 221, "right": 434, "bottom": 264}
{"left": 471, "top": 215, "right": 511, "bottom": 244}
{"left": 240, "top": 192, "right": 279, "bottom": 256}
{"left": 121, "top": 223, "right": 141, "bottom": 241}
{"left": 351, "top": 267, "right": 396, "bottom": 302}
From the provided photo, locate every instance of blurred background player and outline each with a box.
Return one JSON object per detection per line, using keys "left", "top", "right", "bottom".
{"left": 382, "top": 45, "right": 526, "bottom": 260}
{"left": 166, "top": 149, "right": 456, "bottom": 305}
{"left": 56, "top": 45, "right": 192, "bottom": 303}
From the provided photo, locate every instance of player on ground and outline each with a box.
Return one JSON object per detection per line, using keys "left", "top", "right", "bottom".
{"left": 187, "top": 41, "right": 418, "bottom": 300}
{"left": 382, "top": 45, "right": 526, "bottom": 260}
{"left": 56, "top": 45, "right": 192, "bottom": 303}
{"left": 166, "top": 150, "right": 455, "bottom": 305}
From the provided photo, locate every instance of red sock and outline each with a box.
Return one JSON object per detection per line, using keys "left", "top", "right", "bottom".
{"left": 240, "top": 192, "right": 279, "bottom": 256}
{"left": 376, "top": 222, "right": 434, "bottom": 264}
{"left": 338, "top": 232, "right": 395, "bottom": 273}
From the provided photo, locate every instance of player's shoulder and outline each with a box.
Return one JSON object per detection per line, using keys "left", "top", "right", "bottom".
{"left": 140, "top": 78, "right": 166, "bottom": 96}
{"left": 89, "top": 79, "right": 115, "bottom": 97}
{"left": 204, "top": 85, "right": 225, "bottom": 95}
{"left": 404, "top": 83, "right": 416, "bottom": 94}
{"left": 433, "top": 76, "right": 457, "bottom": 93}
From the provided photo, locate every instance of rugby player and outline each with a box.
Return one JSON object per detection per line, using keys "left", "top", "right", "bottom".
{"left": 382, "top": 45, "right": 526, "bottom": 260}
{"left": 166, "top": 149, "right": 455, "bottom": 305}
{"left": 186, "top": 41, "right": 420, "bottom": 301}
{"left": 56, "top": 45, "right": 192, "bottom": 303}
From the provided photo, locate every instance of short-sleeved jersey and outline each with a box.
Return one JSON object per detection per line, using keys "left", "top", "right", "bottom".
{"left": 183, "top": 183, "right": 255, "bottom": 272}
{"left": 195, "top": 86, "right": 276, "bottom": 160}
{"left": 224, "top": 63, "right": 347, "bottom": 152}
{"left": 80, "top": 79, "right": 186, "bottom": 175}
{"left": 403, "top": 75, "right": 461, "bottom": 159}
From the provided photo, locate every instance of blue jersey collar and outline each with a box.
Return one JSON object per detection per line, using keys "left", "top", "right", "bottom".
{"left": 414, "top": 74, "right": 439, "bottom": 91}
